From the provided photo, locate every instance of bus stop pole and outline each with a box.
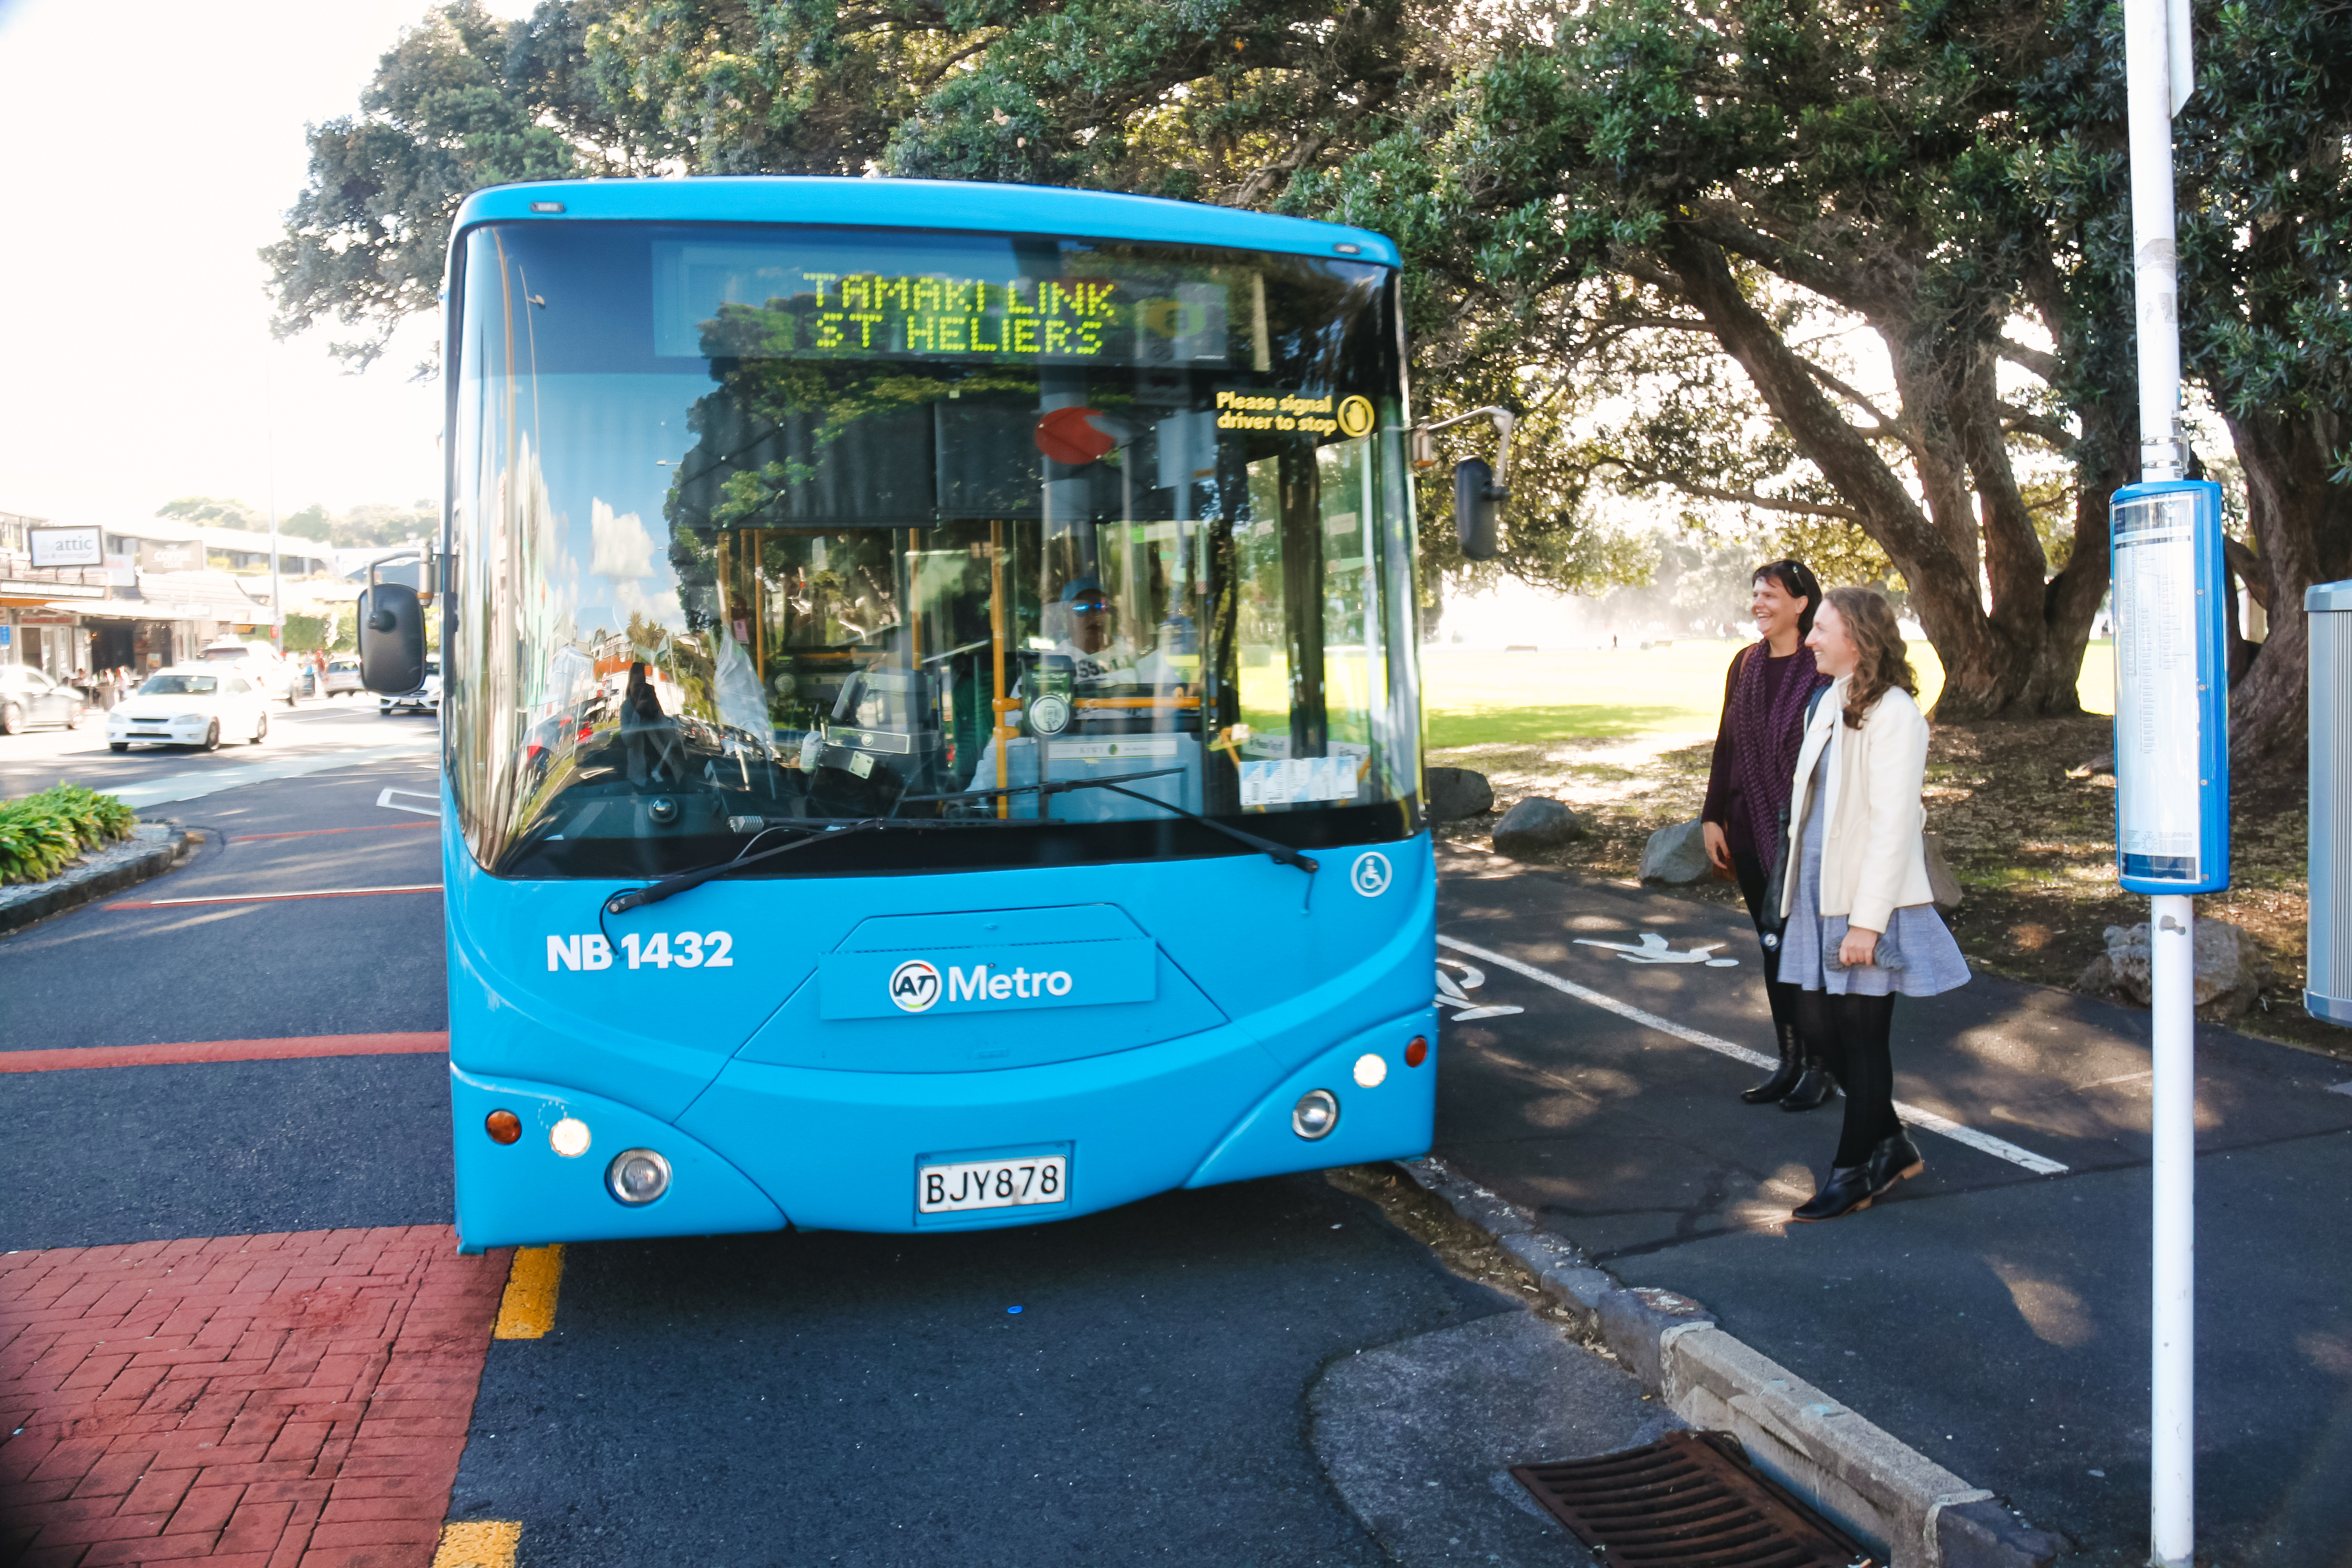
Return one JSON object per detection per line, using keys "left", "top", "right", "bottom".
{"left": 2124, "top": 0, "right": 2196, "bottom": 1561}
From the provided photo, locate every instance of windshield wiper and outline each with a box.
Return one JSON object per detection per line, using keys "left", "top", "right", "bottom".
{"left": 605, "top": 765, "right": 1319, "bottom": 921}
{"left": 902, "top": 768, "right": 1319, "bottom": 878}
{"left": 599, "top": 809, "right": 1041, "bottom": 917}
{"left": 602, "top": 819, "right": 887, "bottom": 915}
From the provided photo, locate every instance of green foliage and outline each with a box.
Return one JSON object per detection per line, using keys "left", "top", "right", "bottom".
{"left": 271, "top": 0, "right": 2346, "bottom": 738}
{"left": 2171, "top": 0, "right": 2352, "bottom": 469}
{"left": 281, "top": 612, "right": 349, "bottom": 653}
{"left": 1301, "top": 0, "right": 2129, "bottom": 717}
{"left": 156, "top": 496, "right": 264, "bottom": 529}
{"left": 0, "top": 784, "right": 140, "bottom": 886}
{"left": 264, "top": 1, "right": 648, "bottom": 372}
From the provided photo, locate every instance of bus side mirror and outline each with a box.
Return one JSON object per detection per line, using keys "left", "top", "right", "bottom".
{"left": 358, "top": 583, "right": 426, "bottom": 694}
{"left": 1455, "top": 458, "right": 1505, "bottom": 561}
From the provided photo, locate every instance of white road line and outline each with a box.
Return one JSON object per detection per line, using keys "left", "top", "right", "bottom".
{"left": 104, "top": 740, "right": 438, "bottom": 809}
{"left": 112, "top": 884, "right": 443, "bottom": 908}
{"left": 376, "top": 788, "right": 441, "bottom": 817}
{"left": 2330, "top": 1081, "right": 2352, "bottom": 1098}
{"left": 1437, "top": 932, "right": 2071, "bottom": 1176}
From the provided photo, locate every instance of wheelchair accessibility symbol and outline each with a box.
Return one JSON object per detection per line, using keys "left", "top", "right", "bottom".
{"left": 1350, "top": 852, "right": 1393, "bottom": 898}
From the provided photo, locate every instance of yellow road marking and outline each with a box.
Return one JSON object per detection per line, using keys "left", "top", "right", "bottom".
{"left": 493, "top": 1244, "right": 563, "bottom": 1339}
{"left": 431, "top": 1520, "right": 522, "bottom": 1568}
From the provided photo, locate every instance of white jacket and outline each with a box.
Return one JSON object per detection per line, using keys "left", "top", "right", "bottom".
{"left": 1777, "top": 676, "right": 1936, "bottom": 934}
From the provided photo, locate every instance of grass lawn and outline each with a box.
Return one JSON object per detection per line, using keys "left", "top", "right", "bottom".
{"left": 1421, "top": 637, "right": 2114, "bottom": 748}
{"left": 1422, "top": 637, "right": 2334, "bottom": 1060}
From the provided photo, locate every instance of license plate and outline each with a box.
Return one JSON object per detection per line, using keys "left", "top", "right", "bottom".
{"left": 918, "top": 1155, "right": 1068, "bottom": 1214}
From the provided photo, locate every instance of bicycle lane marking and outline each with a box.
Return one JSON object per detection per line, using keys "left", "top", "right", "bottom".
{"left": 1436, "top": 932, "right": 2069, "bottom": 1176}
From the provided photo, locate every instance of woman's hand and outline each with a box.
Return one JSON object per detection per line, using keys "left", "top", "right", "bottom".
{"left": 1702, "top": 820, "right": 1732, "bottom": 874}
{"left": 1839, "top": 926, "right": 1880, "bottom": 969}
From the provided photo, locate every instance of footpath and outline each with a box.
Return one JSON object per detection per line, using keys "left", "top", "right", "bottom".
{"left": 1427, "top": 847, "right": 2352, "bottom": 1568}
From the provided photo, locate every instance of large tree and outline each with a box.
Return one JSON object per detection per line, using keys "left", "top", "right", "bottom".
{"left": 2166, "top": 0, "right": 2352, "bottom": 764}
{"left": 282, "top": 0, "right": 2352, "bottom": 746}
{"left": 1296, "top": 0, "right": 2139, "bottom": 723}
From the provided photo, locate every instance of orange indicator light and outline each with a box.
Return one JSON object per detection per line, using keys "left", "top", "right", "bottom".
{"left": 486, "top": 1110, "right": 523, "bottom": 1144}
{"left": 1404, "top": 1036, "right": 1429, "bottom": 1068}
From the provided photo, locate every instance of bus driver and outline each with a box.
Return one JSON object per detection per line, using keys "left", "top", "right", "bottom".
{"left": 1045, "top": 575, "right": 1179, "bottom": 687}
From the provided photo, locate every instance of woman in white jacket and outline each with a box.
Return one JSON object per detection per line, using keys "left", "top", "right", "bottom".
{"left": 1778, "top": 587, "right": 1971, "bottom": 1222}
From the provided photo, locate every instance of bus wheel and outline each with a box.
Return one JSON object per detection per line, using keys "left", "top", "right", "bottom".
{"left": 250, "top": 713, "right": 268, "bottom": 745}
{"left": 109, "top": 742, "right": 129, "bottom": 753}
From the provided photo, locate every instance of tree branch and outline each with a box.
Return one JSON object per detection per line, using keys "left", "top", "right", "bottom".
{"left": 1999, "top": 402, "right": 2076, "bottom": 452}
{"left": 1572, "top": 454, "right": 1861, "bottom": 520}
{"left": 1997, "top": 334, "right": 2060, "bottom": 384}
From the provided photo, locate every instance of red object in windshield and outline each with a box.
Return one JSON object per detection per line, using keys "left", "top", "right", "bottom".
{"left": 1033, "top": 406, "right": 1118, "bottom": 466}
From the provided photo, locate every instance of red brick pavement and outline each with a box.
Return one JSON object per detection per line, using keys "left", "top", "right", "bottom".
{"left": 0, "top": 1228, "right": 510, "bottom": 1568}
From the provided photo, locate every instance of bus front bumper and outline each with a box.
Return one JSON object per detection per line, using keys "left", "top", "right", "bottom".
{"left": 447, "top": 1008, "right": 1436, "bottom": 1248}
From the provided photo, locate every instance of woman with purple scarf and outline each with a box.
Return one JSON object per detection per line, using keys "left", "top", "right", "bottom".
{"left": 1700, "top": 559, "right": 1834, "bottom": 1110}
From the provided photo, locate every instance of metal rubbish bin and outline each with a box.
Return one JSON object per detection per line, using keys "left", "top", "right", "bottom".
{"left": 2308, "top": 580, "right": 2352, "bottom": 1023}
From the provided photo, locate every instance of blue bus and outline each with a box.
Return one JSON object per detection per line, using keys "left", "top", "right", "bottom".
{"left": 361, "top": 177, "right": 1506, "bottom": 1250}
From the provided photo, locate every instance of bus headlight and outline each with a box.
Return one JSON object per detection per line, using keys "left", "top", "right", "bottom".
{"left": 549, "top": 1117, "right": 591, "bottom": 1157}
{"left": 607, "top": 1148, "right": 672, "bottom": 1205}
{"left": 1291, "top": 1089, "right": 1340, "bottom": 1140}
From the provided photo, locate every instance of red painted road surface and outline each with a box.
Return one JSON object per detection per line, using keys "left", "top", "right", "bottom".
{"left": 0, "top": 1229, "right": 508, "bottom": 1567}
{"left": 0, "top": 1037, "right": 450, "bottom": 1077}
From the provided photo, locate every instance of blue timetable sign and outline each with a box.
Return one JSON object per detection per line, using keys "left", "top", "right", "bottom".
{"left": 2110, "top": 480, "right": 2231, "bottom": 894}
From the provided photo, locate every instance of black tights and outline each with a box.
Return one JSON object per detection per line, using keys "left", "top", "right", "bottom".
{"left": 1797, "top": 989, "right": 1902, "bottom": 1166}
{"left": 1729, "top": 849, "right": 1804, "bottom": 1061}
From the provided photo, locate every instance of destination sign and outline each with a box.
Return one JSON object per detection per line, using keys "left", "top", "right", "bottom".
{"left": 657, "top": 241, "right": 1237, "bottom": 368}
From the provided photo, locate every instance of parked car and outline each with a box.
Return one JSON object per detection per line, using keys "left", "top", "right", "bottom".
{"left": 323, "top": 655, "right": 365, "bottom": 696}
{"left": 197, "top": 637, "right": 299, "bottom": 706}
{"left": 380, "top": 658, "right": 441, "bottom": 715}
{"left": 107, "top": 666, "right": 271, "bottom": 751}
{"left": 0, "top": 665, "right": 86, "bottom": 734}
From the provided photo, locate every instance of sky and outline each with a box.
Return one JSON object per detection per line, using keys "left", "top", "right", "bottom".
{"left": 0, "top": 0, "right": 535, "bottom": 529}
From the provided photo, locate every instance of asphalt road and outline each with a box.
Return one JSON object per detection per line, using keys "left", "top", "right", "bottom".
{"left": 1428, "top": 843, "right": 2352, "bottom": 1568}
{"left": 0, "top": 726, "right": 1669, "bottom": 1568}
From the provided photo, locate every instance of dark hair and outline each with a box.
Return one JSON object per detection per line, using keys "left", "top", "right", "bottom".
{"left": 1821, "top": 586, "right": 1918, "bottom": 729}
{"left": 1752, "top": 559, "right": 1822, "bottom": 637}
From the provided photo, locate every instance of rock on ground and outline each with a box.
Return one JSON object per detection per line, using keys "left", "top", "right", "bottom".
{"left": 1424, "top": 766, "right": 1494, "bottom": 822}
{"left": 1639, "top": 819, "right": 1714, "bottom": 886}
{"left": 1493, "top": 797, "right": 1584, "bottom": 858}
{"left": 2076, "top": 917, "right": 2268, "bottom": 1020}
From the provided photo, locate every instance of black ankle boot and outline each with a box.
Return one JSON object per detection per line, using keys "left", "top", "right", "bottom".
{"left": 1865, "top": 1130, "right": 1925, "bottom": 1198}
{"left": 1777, "top": 1058, "right": 1837, "bottom": 1112}
{"left": 1791, "top": 1164, "right": 1874, "bottom": 1223}
{"left": 1740, "top": 1032, "right": 1805, "bottom": 1105}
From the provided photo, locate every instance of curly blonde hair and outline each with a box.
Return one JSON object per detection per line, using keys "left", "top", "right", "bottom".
{"left": 1824, "top": 586, "right": 1918, "bottom": 730}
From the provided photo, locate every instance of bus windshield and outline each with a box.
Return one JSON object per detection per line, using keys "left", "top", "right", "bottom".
{"left": 448, "top": 220, "right": 1421, "bottom": 880}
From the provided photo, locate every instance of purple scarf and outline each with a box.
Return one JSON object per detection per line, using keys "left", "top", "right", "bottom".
{"left": 1734, "top": 642, "right": 1826, "bottom": 871}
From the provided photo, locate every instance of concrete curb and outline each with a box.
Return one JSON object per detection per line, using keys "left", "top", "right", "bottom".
{"left": 0, "top": 822, "right": 192, "bottom": 937}
{"left": 1398, "top": 1155, "right": 2064, "bottom": 1568}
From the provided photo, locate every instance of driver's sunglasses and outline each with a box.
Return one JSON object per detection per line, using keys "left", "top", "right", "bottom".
{"left": 1067, "top": 597, "right": 1112, "bottom": 614}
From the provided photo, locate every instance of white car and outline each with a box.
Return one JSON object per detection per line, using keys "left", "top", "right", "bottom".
{"left": 380, "top": 658, "right": 441, "bottom": 715}
{"left": 197, "top": 637, "right": 299, "bottom": 706}
{"left": 107, "top": 666, "right": 272, "bottom": 752}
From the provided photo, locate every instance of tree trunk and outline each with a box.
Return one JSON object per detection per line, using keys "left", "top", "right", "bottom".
{"left": 2220, "top": 405, "right": 2352, "bottom": 768}
{"left": 1663, "top": 229, "right": 2110, "bottom": 723}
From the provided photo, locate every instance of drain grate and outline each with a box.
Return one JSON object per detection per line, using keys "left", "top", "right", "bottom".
{"left": 1511, "top": 1430, "right": 1875, "bottom": 1568}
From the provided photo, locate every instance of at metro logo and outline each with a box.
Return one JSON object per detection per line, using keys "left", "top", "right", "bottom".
{"left": 817, "top": 935, "right": 1156, "bottom": 1021}
{"left": 944, "top": 962, "right": 1074, "bottom": 1004}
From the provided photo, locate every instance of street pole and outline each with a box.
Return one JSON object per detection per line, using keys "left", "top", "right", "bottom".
{"left": 2123, "top": 1, "right": 2197, "bottom": 1563}
{"left": 265, "top": 359, "right": 283, "bottom": 657}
